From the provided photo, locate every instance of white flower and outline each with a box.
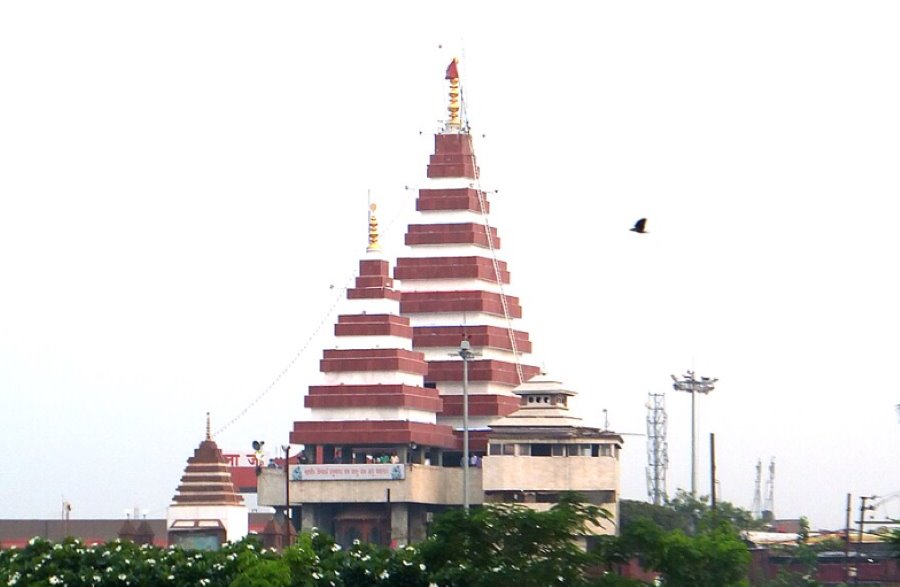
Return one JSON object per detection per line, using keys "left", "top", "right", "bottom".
{"left": 167, "top": 576, "right": 175, "bottom": 581}
{"left": 557, "top": 576, "right": 565, "bottom": 582}
{"left": 403, "top": 560, "right": 412, "bottom": 566}
{"left": 246, "top": 544, "right": 255, "bottom": 550}
{"left": 330, "top": 543, "right": 341, "bottom": 552}
{"left": 7, "top": 572, "right": 20, "bottom": 586}
{"left": 199, "top": 579, "right": 210, "bottom": 586}
{"left": 379, "top": 570, "right": 390, "bottom": 579}
{"left": 28, "top": 537, "right": 38, "bottom": 545}
{"left": 53, "top": 544, "right": 63, "bottom": 551}
{"left": 93, "top": 576, "right": 101, "bottom": 583}
{"left": 419, "top": 563, "right": 426, "bottom": 571}
{"left": 147, "top": 559, "right": 156, "bottom": 565}
{"left": 118, "top": 574, "right": 127, "bottom": 581}
{"left": 194, "top": 553, "right": 203, "bottom": 559}
{"left": 311, "top": 572, "right": 321, "bottom": 580}
{"left": 48, "top": 576, "right": 62, "bottom": 585}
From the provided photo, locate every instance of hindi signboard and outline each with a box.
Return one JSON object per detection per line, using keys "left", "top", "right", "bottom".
{"left": 290, "top": 464, "right": 405, "bottom": 481}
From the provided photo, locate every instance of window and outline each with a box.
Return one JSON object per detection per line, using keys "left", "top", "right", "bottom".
{"left": 531, "top": 444, "right": 552, "bottom": 457}
{"left": 489, "top": 444, "right": 502, "bottom": 456}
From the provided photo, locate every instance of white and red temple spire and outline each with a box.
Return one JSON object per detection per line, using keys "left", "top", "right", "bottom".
{"left": 290, "top": 199, "right": 457, "bottom": 459}
{"left": 397, "top": 59, "right": 540, "bottom": 449}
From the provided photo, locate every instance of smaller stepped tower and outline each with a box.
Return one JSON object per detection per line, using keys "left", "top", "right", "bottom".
{"left": 167, "top": 414, "right": 248, "bottom": 549}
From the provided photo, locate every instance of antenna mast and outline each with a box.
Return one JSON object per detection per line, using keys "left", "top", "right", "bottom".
{"left": 762, "top": 457, "right": 776, "bottom": 522}
{"left": 646, "top": 392, "right": 669, "bottom": 505}
{"left": 751, "top": 458, "right": 762, "bottom": 519}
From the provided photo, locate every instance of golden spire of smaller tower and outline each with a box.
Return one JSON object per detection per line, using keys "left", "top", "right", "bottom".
{"left": 367, "top": 200, "right": 380, "bottom": 253}
{"left": 445, "top": 57, "right": 461, "bottom": 131}
{"left": 205, "top": 412, "right": 211, "bottom": 440}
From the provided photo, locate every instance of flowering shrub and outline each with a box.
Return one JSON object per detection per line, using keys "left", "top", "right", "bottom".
{"left": 0, "top": 499, "right": 618, "bottom": 586}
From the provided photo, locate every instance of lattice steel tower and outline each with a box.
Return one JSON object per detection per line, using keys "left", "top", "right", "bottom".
{"left": 762, "top": 457, "right": 775, "bottom": 522}
{"left": 751, "top": 459, "right": 762, "bottom": 519}
{"left": 646, "top": 392, "right": 669, "bottom": 505}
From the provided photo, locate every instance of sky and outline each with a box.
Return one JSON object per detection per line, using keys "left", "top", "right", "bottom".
{"left": 1, "top": 1, "right": 899, "bottom": 531}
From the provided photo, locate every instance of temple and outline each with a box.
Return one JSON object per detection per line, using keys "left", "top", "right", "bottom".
{"left": 167, "top": 414, "right": 248, "bottom": 548}
{"left": 257, "top": 58, "right": 623, "bottom": 547}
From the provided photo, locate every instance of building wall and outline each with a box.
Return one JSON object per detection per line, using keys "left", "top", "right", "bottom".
{"left": 166, "top": 504, "right": 248, "bottom": 543}
{"left": 482, "top": 455, "right": 620, "bottom": 494}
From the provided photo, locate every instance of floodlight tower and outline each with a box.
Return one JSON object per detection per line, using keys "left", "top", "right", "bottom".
{"left": 646, "top": 392, "right": 669, "bottom": 505}
{"left": 671, "top": 370, "right": 717, "bottom": 497}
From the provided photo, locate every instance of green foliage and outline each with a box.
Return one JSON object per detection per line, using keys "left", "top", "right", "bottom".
{"left": 621, "top": 490, "right": 763, "bottom": 536}
{"left": 0, "top": 535, "right": 272, "bottom": 587}
{"left": 419, "top": 493, "right": 612, "bottom": 587}
{"left": 0, "top": 496, "right": 756, "bottom": 587}
{"left": 619, "top": 518, "right": 750, "bottom": 587}
{"left": 884, "top": 527, "right": 900, "bottom": 558}
{"left": 798, "top": 516, "right": 811, "bottom": 543}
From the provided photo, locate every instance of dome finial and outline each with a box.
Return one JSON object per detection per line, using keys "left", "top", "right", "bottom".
{"left": 367, "top": 191, "right": 380, "bottom": 253}
{"left": 205, "top": 412, "right": 211, "bottom": 440}
{"left": 445, "top": 58, "right": 461, "bottom": 131}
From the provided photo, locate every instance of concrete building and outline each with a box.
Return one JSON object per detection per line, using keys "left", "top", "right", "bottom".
{"left": 257, "top": 59, "right": 623, "bottom": 547}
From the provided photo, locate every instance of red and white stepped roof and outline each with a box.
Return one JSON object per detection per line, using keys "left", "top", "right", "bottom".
{"left": 397, "top": 59, "right": 540, "bottom": 436}
{"left": 290, "top": 207, "right": 457, "bottom": 450}
{"left": 171, "top": 415, "right": 245, "bottom": 506}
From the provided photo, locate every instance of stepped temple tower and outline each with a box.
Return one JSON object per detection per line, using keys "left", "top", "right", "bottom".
{"left": 257, "top": 59, "right": 622, "bottom": 547}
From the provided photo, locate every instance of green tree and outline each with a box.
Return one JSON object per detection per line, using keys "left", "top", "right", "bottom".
{"left": 418, "top": 493, "right": 612, "bottom": 587}
{"left": 621, "top": 517, "right": 750, "bottom": 587}
{"left": 885, "top": 527, "right": 900, "bottom": 558}
{"left": 621, "top": 490, "right": 763, "bottom": 536}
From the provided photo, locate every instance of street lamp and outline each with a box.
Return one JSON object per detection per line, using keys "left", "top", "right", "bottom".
{"left": 452, "top": 339, "right": 480, "bottom": 510}
{"left": 671, "top": 370, "right": 717, "bottom": 496}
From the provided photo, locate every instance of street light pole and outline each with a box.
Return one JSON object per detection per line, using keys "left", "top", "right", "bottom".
{"left": 671, "top": 370, "right": 717, "bottom": 497}
{"left": 454, "top": 339, "right": 479, "bottom": 511}
{"left": 282, "top": 445, "right": 291, "bottom": 548}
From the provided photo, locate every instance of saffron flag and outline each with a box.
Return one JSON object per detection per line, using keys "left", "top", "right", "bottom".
{"left": 445, "top": 59, "right": 459, "bottom": 80}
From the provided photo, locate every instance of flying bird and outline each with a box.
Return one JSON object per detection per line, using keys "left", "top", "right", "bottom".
{"left": 630, "top": 218, "right": 648, "bottom": 234}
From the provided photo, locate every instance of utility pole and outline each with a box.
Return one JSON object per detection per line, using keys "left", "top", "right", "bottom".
{"left": 844, "top": 493, "right": 852, "bottom": 584}
{"left": 282, "top": 445, "right": 292, "bottom": 548}
{"left": 855, "top": 495, "right": 876, "bottom": 585}
{"left": 709, "top": 433, "right": 717, "bottom": 514}
{"left": 671, "top": 370, "right": 717, "bottom": 496}
{"left": 453, "top": 340, "right": 480, "bottom": 511}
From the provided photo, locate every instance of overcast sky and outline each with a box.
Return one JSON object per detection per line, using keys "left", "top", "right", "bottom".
{"left": 2, "top": 1, "right": 899, "bottom": 530}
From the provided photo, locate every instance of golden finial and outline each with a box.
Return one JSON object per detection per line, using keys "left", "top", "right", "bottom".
{"left": 445, "top": 58, "right": 461, "bottom": 131}
{"left": 367, "top": 200, "right": 380, "bottom": 252}
{"left": 205, "top": 412, "right": 211, "bottom": 440}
